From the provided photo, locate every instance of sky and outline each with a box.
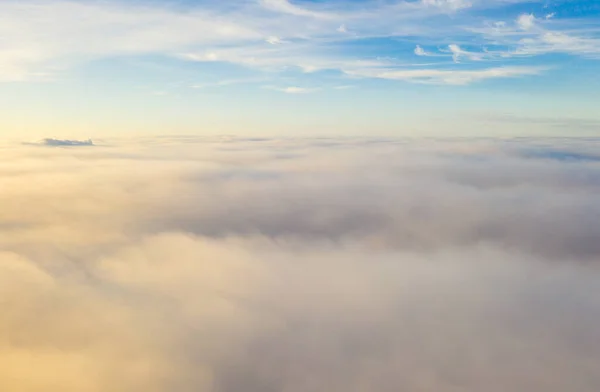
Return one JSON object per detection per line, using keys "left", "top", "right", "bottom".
{"left": 2, "top": 0, "right": 600, "bottom": 137}
{"left": 3, "top": 3, "right": 600, "bottom": 390}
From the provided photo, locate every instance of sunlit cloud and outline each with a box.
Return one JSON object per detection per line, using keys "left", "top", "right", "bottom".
{"left": 1, "top": 136, "right": 600, "bottom": 391}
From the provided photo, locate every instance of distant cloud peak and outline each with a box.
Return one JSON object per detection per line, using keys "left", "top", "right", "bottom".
{"left": 32, "top": 138, "right": 95, "bottom": 147}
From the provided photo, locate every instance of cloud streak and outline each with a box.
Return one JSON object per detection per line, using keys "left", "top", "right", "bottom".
{"left": 346, "top": 66, "right": 546, "bottom": 84}
{"left": 266, "top": 86, "right": 320, "bottom": 93}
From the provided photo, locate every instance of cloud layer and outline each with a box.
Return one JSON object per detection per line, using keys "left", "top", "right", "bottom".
{"left": 1, "top": 137, "right": 600, "bottom": 391}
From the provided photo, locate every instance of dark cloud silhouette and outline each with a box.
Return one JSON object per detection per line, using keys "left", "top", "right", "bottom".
{"left": 1, "top": 137, "right": 600, "bottom": 391}
{"left": 28, "top": 138, "right": 95, "bottom": 147}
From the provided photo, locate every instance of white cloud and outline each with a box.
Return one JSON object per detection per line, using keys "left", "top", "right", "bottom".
{"left": 517, "top": 13, "right": 537, "bottom": 31}
{"left": 472, "top": 13, "right": 600, "bottom": 59}
{"left": 190, "top": 77, "right": 266, "bottom": 89}
{"left": 267, "top": 86, "right": 319, "bottom": 93}
{"left": 414, "top": 44, "right": 491, "bottom": 62}
{"left": 346, "top": 66, "right": 545, "bottom": 85}
{"left": 517, "top": 13, "right": 536, "bottom": 30}
{"left": 266, "top": 36, "right": 285, "bottom": 45}
{"left": 183, "top": 42, "right": 538, "bottom": 86}
{"left": 0, "top": 0, "right": 560, "bottom": 85}
{"left": 415, "top": 45, "right": 429, "bottom": 56}
{"left": 183, "top": 46, "right": 396, "bottom": 75}
{"left": 421, "top": 0, "right": 473, "bottom": 11}
{"left": 448, "top": 44, "right": 485, "bottom": 62}
{"left": 517, "top": 32, "right": 600, "bottom": 57}
{"left": 0, "top": 1, "right": 262, "bottom": 82}
{"left": 260, "top": 0, "right": 336, "bottom": 19}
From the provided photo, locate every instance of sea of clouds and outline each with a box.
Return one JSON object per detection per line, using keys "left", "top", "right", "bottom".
{"left": 1, "top": 136, "right": 599, "bottom": 391}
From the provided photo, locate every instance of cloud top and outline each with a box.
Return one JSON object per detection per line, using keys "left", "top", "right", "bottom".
{"left": 1, "top": 136, "right": 600, "bottom": 391}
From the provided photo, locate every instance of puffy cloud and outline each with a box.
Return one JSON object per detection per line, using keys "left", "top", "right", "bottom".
{"left": 1, "top": 137, "right": 600, "bottom": 391}
{"left": 414, "top": 45, "right": 428, "bottom": 56}
{"left": 517, "top": 13, "right": 536, "bottom": 30}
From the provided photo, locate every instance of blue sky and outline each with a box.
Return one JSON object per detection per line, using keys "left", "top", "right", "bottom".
{"left": 1, "top": 0, "right": 600, "bottom": 137}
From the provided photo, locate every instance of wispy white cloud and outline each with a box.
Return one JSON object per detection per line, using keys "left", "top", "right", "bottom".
{"left": 182, "top": 45, "right": 396, "bottom": 75}
{"left": 266, "top": 86, "right": 320, "bottom": 94}
{"left": 260, "top": 0, "right": 337, "bottom": 19}
{"left": 0, "top": 1, "right": 261, "bottom": 82}
{"left": 333, "top": 85, "right": 355, "bottom": 90}
{"left": 517, "top": 32, "right": 600, "bottom": 57}
{"left": 421, "top": 0, "right": 473, "bottom": 11}
{"left": 347, "top": 66, "right": 546, "bottom": 85}
{"left": 0, "top": 0, "right": 595, "bottom": 86}
{"left": 448, "top": 44, "right": 486, "bottom": 62}
{"left": 191, "top": 77, "right": 267, "bottom": 90}
{"left": 474, "top": 13, "right": 600, "bottom": 59}
{"left": 266, "top": 36, "right": 284, "bottom": 45}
